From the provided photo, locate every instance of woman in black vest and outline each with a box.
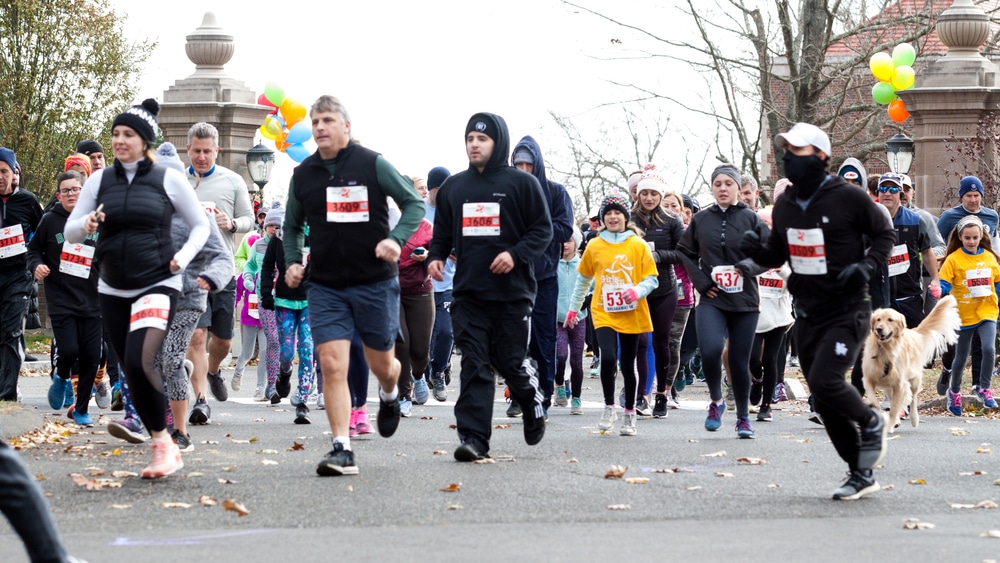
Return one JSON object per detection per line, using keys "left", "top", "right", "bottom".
{"left": 65, "top": 99, "right": 211, "bottom": 479}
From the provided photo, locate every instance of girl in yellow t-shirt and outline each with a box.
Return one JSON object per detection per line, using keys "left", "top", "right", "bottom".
{"left": 939, "top": 215, "right": 1000, "bottom": 415}
{"left": 566, "top": 192, "right": 658, "bottom": 436}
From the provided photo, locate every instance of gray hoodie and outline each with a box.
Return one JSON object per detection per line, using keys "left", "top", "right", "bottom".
{"left": 837, "top": 157, "right": 867, "bottom": 189}
{"left": 171, "top": 215, "right": 234, "bottom": 312}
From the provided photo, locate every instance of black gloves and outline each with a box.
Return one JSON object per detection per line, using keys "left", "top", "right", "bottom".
{"left": 837, "top": 262, "right": 872, "bottom": 287}
{"left": 261, "top": 296, "right": 275, "bottom": 310}
{"left": 739, "top": 230, "right": 763, "bottom": 258}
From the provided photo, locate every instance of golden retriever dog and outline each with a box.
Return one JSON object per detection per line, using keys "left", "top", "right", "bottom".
{"left": 862, "top": 295, "right": 960, "bottom": 432}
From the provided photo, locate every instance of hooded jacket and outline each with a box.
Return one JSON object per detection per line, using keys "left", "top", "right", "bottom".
{"left": 836, "top": 157, "right": 867, "bottom": 189}
{"left": 428, "top": 113, "right": 553, "bottom": 304}
{"left": 0, "top": 187, "right": 43, "bottom": 272}
{"left": 511, "top": 136, "right": 574, "bottom": 281}
{"left": 170, "top": 214, "right": 233, "bottom": 313}
{"left": 26, "top": 202, "right": 100, "bottom": 317}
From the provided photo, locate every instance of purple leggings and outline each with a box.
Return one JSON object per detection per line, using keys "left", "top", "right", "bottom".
{"left": 556, "top": 321, "right": 586, "bottom": 398}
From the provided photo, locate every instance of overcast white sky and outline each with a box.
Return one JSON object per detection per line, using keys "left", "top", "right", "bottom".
{"left": 110, "top": 0, "right": 711, "bottom": 206}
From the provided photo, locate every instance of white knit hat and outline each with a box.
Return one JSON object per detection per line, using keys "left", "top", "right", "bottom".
{"left": 635, "top": 163, "right": 666, "bottom": 198}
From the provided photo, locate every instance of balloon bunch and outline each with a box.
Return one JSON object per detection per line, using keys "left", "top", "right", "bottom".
{"left": 257, "top": 82, "right": 311, "bottom": 163}
{"left": 870, "top": 43, "right": 916, "bottom": 123}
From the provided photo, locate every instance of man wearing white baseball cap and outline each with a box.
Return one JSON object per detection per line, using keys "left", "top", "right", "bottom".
{"left": 740, "top": 122, "right": 895, "bottom": 500}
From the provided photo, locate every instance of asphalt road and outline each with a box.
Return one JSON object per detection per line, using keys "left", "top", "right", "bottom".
{"left": 2, "top": 364, "right": 999, "bottom": 562}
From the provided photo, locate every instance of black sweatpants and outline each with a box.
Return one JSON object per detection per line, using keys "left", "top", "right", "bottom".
{"left": 451, "top": 297, "right": 543, "bottom": 455}
{"left": 750, "top": 324, "right": 791, "bottom": 409}
{"left": 49, "top": 314, "right": 103, "bottom": 415}
{"left": 0, "top": 268, "right": 31, "bottom": 401}
{"left": 529, "top": 276, "right": 558, "bottom": 408}
{"left": 0, "top": 440, "right": 68, "bottom": 562}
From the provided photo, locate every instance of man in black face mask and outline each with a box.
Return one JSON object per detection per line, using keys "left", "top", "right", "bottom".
{"left": 739, "top": 123, "right": 895, "bottom": 500}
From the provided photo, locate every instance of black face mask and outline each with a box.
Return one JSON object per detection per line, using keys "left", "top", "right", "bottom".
{"left": 782, "top": 152, "right": 827, "bottom": 199}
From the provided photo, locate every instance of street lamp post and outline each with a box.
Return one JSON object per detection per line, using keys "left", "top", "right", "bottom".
{"left": 885, "top": 132, "right": 915, "bottom": 175}
{"left": 245, "top": 143, "right": 275, "bottom": 202}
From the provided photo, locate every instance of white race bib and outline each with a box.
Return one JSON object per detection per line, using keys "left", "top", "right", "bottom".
{"left": 326, "top": 186, "right": 369, "bottom": 223}
{"left": 58, "top": 242, "right": 94, "bottom": 279}
{"left": 603, "top": 284, "right": 637, "bottom": 313}
{"left": 711, "top": 265, "right": 744, "bottom": 294}
{"left": 758, "top": 270, "right": 784, "bottom": 299}
{"left": 301, "top": 247, "right": 311, "bottom": 268}
{"left": 0, "top": 224, "right": 27, "bottom": 259}
{"left": 965, "top": 268, "right": 993, "bottom": 298}
{"left": 787, "top": 227, "right": 827, "bottom": 275}
{"left": 201, "top": 201, "right": 217, "bottom": 215}
{"left": 248, "top": 293, "right": 259, "bottom": 320}
{"left": 887, "top": 244, "right": 910, "bottom": 277}
{"left": 462, "top": 202, "right": 500, "bottom": 236}
{"left": 130, "top": 294, "right": 170, "bottom": 332}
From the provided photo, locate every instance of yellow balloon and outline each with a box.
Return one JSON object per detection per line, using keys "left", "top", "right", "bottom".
{"left": 259, "top": 123, "right": 277, "bottom": 141}
{"left": 869, "top": 52, "right": 894, "bottom": 82}
{"left": 891, "top": 65, "right": 915, "bottom": 90}
{"left": 264, "top": 116, "right": 283, "bottom": 138}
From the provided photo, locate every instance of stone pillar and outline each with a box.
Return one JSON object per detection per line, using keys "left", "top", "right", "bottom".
{"left": 898, "top": 0, "right": 1000, "bottom": 213}
{"left": 158, "top": 12, "right": 270, "bottom": 189}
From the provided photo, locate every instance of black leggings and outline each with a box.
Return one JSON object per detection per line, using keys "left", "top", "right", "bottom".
{"left": 49, "top": 314, "right": 103, "bottom": 415}
{"left": 750, "top": 324, "right": 791, "bottom": 408}
{"left": 696, "top": 305, "right": 759, "bottom": 418}
{"left": 100, "top": 288, "right": 177, "bottom": 434}
{"left": 637, "top": 292, "right": 678, "bottom": 396}
{"left": 596, "top": 327, "right": 639, "bottom": 409}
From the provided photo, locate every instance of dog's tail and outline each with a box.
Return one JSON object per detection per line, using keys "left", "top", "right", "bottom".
{"left": 914, "top": 294, "right": 961, "bottom": 366}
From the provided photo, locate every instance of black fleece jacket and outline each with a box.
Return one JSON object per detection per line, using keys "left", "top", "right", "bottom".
{"left": 26, "top": 203, "right": 100, "bottom": 317}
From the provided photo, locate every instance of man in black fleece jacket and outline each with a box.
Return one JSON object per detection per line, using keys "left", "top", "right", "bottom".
{"left": 740, "top": 123, "right": 894, "bottom": 501}
{"left": 428, "top": 112, "right": 552, "bottom": 461}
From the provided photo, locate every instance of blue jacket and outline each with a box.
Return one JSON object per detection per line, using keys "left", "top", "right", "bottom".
{"left": 512, "top": 135, "right": 574, "bottom": 280}
{"left": 938, "top": 204, "right": 1000, "bottom": 244}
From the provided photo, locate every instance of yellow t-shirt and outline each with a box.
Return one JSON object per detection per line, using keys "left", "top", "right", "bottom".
{"left": 939, "top": 247, "right": 1000, "bottom": 328}
{"left": 577, "top": 234, "right": 657, "bottom": 334}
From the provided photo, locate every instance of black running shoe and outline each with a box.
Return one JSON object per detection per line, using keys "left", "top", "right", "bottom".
{"left": 454, "top": 442, "right": 488, "bottom": 462}
{"left": 376, "top": 395, "right": 401, "bottom": 437}
{"left": 522, "top": 408, "right": 545, "bottom": 446}
{"left": 188, "top": 398, "right": 210, "bottom": 425}
{"left": 294, "top": 403, "right": 311, "bottom": 424}
{"left": 749, "top": 377, "right": 763, "bottom": 406}
{"left": 207, "top": 370, "right": 228, "bottom": 402}
{"left": 832, "top": 469, "right": 878, "bottom": 500}
{"left": 857, "top": 407, "right": 888, "bottom": 470}
{"left": 170, "top": 428, "right": 194, "bottom": 453}
{"left": 936, "top": 368, "right": 950, "bottom": 396}
{"left": 652, "top": 394, "right": 668, "bottom": 418}
{"left": 275, "top": 368, "right": 292, "bottom": 398}
{"left": 316, "top": 443, "right": 358, "bottom": 476}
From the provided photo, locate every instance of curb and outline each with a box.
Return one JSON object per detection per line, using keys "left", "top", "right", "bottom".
{"left": 0, "top": 404, "right": 46, "bottom": 441}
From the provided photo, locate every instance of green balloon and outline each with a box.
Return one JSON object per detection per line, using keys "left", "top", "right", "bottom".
{"left": 872, "top": 81, "right": 897, "bottom": 105}
{"left": 892, "top": 43, "right": 916, "bottom": 68}
{"left": 264, "top": 82, "right": 285, "bottom": 107}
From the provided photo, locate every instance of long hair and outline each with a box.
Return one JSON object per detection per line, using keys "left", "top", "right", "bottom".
{"left": 631, "top": 195, "right": 666, "bottom": 228}
{"left": 944, "top": 215, "right": 1000, "bottom": 261}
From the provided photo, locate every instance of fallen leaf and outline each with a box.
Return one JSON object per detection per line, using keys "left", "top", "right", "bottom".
{"left": 186, "top": 472, "right": 204, "bottom": 478}
{"left": 606, "top": 504, "right": 631, "bottom": 510}
{"left": 421, "top": 416, "right": 436, "bottom": 420}
{"left": 737, "top": 457, "right": 768, "bottom": 465}
{"left": 472, "top": 457, "right": 495, "bottom": 464}
{"left": 494, "top": 424, "right": 511, "bottom": 429}
{"left": 701, "top": 450, "right": 727, "bottom": 458}
{"left": 440, "top": 483, "right": 461, "bottom": 492}
{"left": 959, "top": 471, "right": 988, "bottom": 476}
{"left": 625, "top": 477, "right": 649, "bottom": 484}
{"left": 257, "top": 449, "right": 278, "bottom": 454}
{"left": 249, "top": 437, "right": 258, "bottom": 443}
{"left": 252, "top": 418, "right": 266, "bottom": 422}
{"left": 495, "top": 455, "right": 516, "bottom": 462}
{"left": 767, "top": 484, "right": 780, "bottom": 489}
{"left": 978, "top": 445, "right": 993, "bottom": 454}
{"left": 994, "top": 479, "right": 1000, "bottom": 486}
{"left": 449, "top": 424, "right": 457, "bottom": 430}
{"left": 218, "top": 413, "right": 232, "bottom": 417}
{"left": 605, "top": 465, "right": 628, "bottom": 479}
{"left": 111, "top": 448, "right": 121, "bottom": 456}
{"left": 222, "top": 498, "right": 249, "bottom": 517}
{"left": 70, "top": 473, "right": 104, "bottom": 491}
{"left": 224, "top": 433, "right": 232, "bottom": 438}
{"left": 261, "top": 460, "right": 278, "bottom": 465}
{"left": 88, "top": 469, "right": 106, "bottom": 477}
{"left": 232, "top": 439, "right": 251, "bottom": 444}
{"left": 199, "top": 496, "right": 218, "bottom": 507}
{"left": 217, "top": 478, "right": 238, "bottom": 485}
{"left": 221, "top": 467, "right": 235, "bottom": 472}
{"left": 566, "top": 458, "right": 578, "bottom": 463}
{"left": 432, "top": 450, "right": 448, "bottom": 455}
{"left": 950, "top": 427, "right": 971, "bottom": 436}
{"left": 979, "top": 500, "right": 998, "bottom": 509}
{"left": 902, "top": 520, "right": 935, "bottom": 530}
{"left": 908, "top": 479, "right": 927, "bottom": 485}
{"left": 201, "top": 440, "right": 220, "bottom": 445}
{"left": 111, "top": 471, "right": 138, "bottom": 478}
{"left": 685, "top": 486, "right": 702, "bottom": 491}
{"left": 288, "top": 442, "right": 305, "bottom": 451}
{"left": 162, "top": 502, "right": 192, "bottom": 509}
{"left": 882, "top": 484, "right": 895, "bottom": 491}
{"left": 715, "top": 472, "right": 735, "bottom": 478}
{"left": 687, "top": 439, "right": 699, "bottom": 443}
{"left": 980, "top": 529, "right": 1000, "bottom": 538}
{"left": 35, "top": 473, "right": 45, "bottom": 480}
{"left": 111, "top": 504, "right": 131, "bottom": 509}
{"left": 447, "top": 504, "right": 463, "bottom": 510}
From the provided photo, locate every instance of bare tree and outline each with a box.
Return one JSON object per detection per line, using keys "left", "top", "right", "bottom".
{"left": 939, "top": 113, "right": 1000, "bottom": 209}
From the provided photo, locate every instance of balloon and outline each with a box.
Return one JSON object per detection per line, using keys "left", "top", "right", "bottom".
{"left": 891, "top": 65, "right": 915, "bottom": 90}
{"left": 263, "top": 116, "right": 282, "bottom": 138}
{"left": 276, "top": 141, "right": 290, "bottom": 152}
{"left": 259, "top": 123, "right": 277, "bottom": 141}
{"left": 286, "top": 143, "right": 310, "bottom": 163}
{"left": 869, "top": 52, "right": 894, "bottom": 82}
{"left": 872, "top": 81, "right": 897, "bottom": 105}
{"left": 888, "top": 99, "right": 910, "bottom": 123}
{"left": 892, "top": 43, "right": 916, "bottom": 68}
{"left": 285, "top": 121, "right": 312, "bottom": 144}
{"left": 257, "top": 93, "right": 277, "bottom": 108}
{"left": 280, "top": 98, "right": 307, "bottom": 127}
{"left": 264, "top": 82, "right": 285, "bottom": 107}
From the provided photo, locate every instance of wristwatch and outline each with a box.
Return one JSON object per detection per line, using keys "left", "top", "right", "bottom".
{"left": 229, "top": 222, "right": 238, "bottom": 233}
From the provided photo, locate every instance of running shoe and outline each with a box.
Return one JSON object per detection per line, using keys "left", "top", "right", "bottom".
{"left": 189, "top": 397, "right": 211, "bottom": 425}
{"left": 399, "top": 397, "right": 412, "bottom": 418}
{"left": 832, "top": 469, "right": 878, "bottom": 500}
{"left": 170, "top": 428, "right": 194, "bottom": 453}
{"left": 94, "top": 379, "right": 111, "bottom": 409}
{"left": 705, "top": 401, "right": 725, "bottom": 431}
{"left": 207, "top": 370, "right": 228, "bottom": 402}
{"left": 48, "top": 376, "right": 70, "bottom": 410}
{"left": 355, "top": 406, "right": 373, "bottom": 435}
{"left": 72, "top": 410, "right": 94, "bottom": 427}
{"left": 736, "top": 417, "right": 755, "bottom": 439}
{"left": 725, "top": 384, "right": 735, "bottom": 410}
{"left": 230, "top": 370, "right": 243, "bottom": 392}
{"left": 666, "top": 395, "right": 680, "bottom": 409}
{"left": 749, "top": 377, "right": 763, "bottom": 406}
{"left": 317, "top": 392, "right": 325, "bottom": 410}
{"left": 598, "top": 405, "right": 617, "bottom": 431}
{"left": 506, "top": 398, "right": 522, "bottom": 418}
{"left": 253, "top": 387, "right": 266, "bottom": 402}
{"left": 635, "top": 395, "right": 651, "bottom": 417}
{"left": 111, "top": 381, "right": 123, "bottom": 411}
{"left": 523, "top": 408, "right": 546, "bottom": 446}
{"left": 857, "top": 407, "right": 888, "bottom": 470}
{"left": 652, "top": 394, "right": 668, "bottom": 418}
{"left": 947, "top": 388, "right": 963, "bottom": 416}
{"left": 976, "top": 386, "right": 998, "bottom": 409}
{"left": 772, "top": 382, "right": 788, "bottom": 403}
{"left": 432, "top": 373, "right": 448, "bottom": 402}
{"left": 570, "top": 397, "right": 583, "bottom": 415}
{"left": 788, "top": 355, "right": 799, "bottom": 368}
{"left": 757, "top": 405, "right": 773, "bottom": 422}
{"left": 619, "top": 412, "right": 637, "bottom": 436}
{"left": 590, "top": 356, "right": 600, "bottom": 377}
{"left": 936, "top": 368, "right": 951, "bottom": 396}
{"left": 141, "top": 439, "right": 184, "bottom": 479}
{"left": 294, "top": 403, "right": 311, "bottom": 424}
{"left": 413, "top": 377, "right": 429, "bottom": 405}
{"left": 454, "top": 441, "right": 488, "bottom": 462}
{"left": 349, "top": 409, "right": 360, "bottom": 438}
{"left": 674, "top": 369, "right": 687, "bottom": 392}
{"left": 63, "top": 380, "right": 75, "bottom": 408}
{"left": 317, "top": 443, "right": 358, "bottom": 476}
{"left": 275, "top": 368, "right": 292, "bottom": 398}
{"left": 377, "top": 396, "right": 402, "bottom": 437}
{"left": 108, "top": 417, "right": 146, "bottom": 444}
{"left": 555, "top": 386, "right": 568, "bottom": 407}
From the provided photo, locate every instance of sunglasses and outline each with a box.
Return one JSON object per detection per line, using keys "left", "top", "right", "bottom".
{"left": 877, "top": 185, "right": 901, "bottom": 194}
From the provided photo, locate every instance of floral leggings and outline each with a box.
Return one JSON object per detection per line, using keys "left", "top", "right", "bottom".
{"left": 259, "top": 309, "right": 280, "bottom": 390}
{"left": 277, "top": 307, "right": 314, "bottom": 399}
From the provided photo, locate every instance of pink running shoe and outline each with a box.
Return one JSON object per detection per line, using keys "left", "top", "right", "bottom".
{"left": 354, "top": 406, "right": 373, "bottom": 435}
{"left": 349, "top": 408, "right": 360, "bottom": 438}
{"left": 141, "top": 439, "right": 184, "bottom": 479}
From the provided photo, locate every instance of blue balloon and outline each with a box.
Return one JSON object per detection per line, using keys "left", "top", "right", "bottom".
{"left": 286, "top": 143, "right": 310, "bottom": 162}
{"left": 285, "top": 121, "right": 312, "bottom": 145}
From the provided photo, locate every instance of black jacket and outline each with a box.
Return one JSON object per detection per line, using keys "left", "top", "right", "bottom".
{"left": 633, "top": 207, "right": 685, "bottom": 298}
{"left": 26, "top": 203, "right": 100, "bottom": 317}
{"left": 429, "top": 113, "right": 553, "bottom": 304}
{"left": 261, "top": 234, "right": 308, "bottom": 307}
{"left": 0, "top": 188, "right": 42, "bottom": 272}
{"left": 511, "top": 136, "right": 574, "bottom": 281}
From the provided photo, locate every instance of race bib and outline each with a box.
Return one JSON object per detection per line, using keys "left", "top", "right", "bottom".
{"left": 711, "top": 265, "right": 744, "bottom": 294}
{"left": 326, "top": 186, "right": 369, "bottom": 223}
{"left": 58, "top": 242, "right": 94, "bottom": 279}
{"left": 787, "top": 227, "right": 827, "bottom": 275}
{"left": 130, "top": 294, "right": 170, "bottom": 332}
{"left": 603, "top": 284, "right": 637, "bottom": 313}
{"left": 0, "top": 224, "right": 27, "bottom": 259}
{"left": 201, "top": 201, "right": 217, "bottom": 215}
{"left": 758, "top": 270, "right": 784, "bottom": 299}
{"left": 647, "top": 241, "right": 656, "bottom": 252}
{"left": 887, "top": 244, "right": 910, "bottom": 277}
{"left": 301, "top": 247, "right": 311, "bottom": 268}
{"left": 462, "top": 202, "right": 500, "bottom": 236}
{"left": 248, "top": 293, "right": 259, "bottom": 319}
{"left": 677, "top": 280, "right": 685, "bottom": 301}
{"left": 965, "top": 268, "right": 993, "bottom": 298}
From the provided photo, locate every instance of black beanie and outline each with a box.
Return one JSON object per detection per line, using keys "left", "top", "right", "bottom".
{"left": 76, "top": 139, "right": 104, "bottom": 156}
{"left": 465, "top": 113, "right": 499, "bottom": 142}
{"left": 112, "top": 99, "right": 160, "bottom": 145}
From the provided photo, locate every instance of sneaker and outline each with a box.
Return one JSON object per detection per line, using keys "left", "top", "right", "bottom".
{"left": 48, "top": 376, "right": 70, "bottom": 410}
{"left": 947, "top": 388, "right": 963, "bottom": 416}
{"left": 832, "top": 469, "right": 879, "bottom": 500}
{"left": 111, "top": 381, "right": 123, "bottom": 411}
{"left": 231, "top": 370, "right": 242, "bottom": 392}
{"left": 555, "top": 386, "right": 568, "bottom": 407}
{"left": 268, "top": 385, "right": 280, "bottom": 404}
{"left": 207, "top": 370, "right": 228, "bottom": 402}
{"left": 570, "top": 397, "right": 583, "bottom": 415}
{"left": 294, "top": 403, "right": 311, "bottom": 424}
{"left": 590, "top": 356, "right": 600, "bottom": 377}
{"left": 705, "top": 401, "right": 725, "bottom": 431}
{"left": 936, "top": 368, "right": 951, "bottom": 396}
{"left": 253, "top": 387, "right": 266, "bottom": 402}
{"left": 454, "top": 441, "right": 488, "bottom": 462}
{"left": 619, "top": 412, "right": 637, "bottom": 436}
{"left": 63, "top": 380, "right": 75, "bottom": 408}
{"left": 170, "top": 428, "right": 193, "bottom": 453}
{"left": 141, "top": 439, "right": 184, "bottom": 479}
{"left": 290, "top": 388, "right": 303, "bottom": 407}
{"left": 757, "top": 405, "right": 773, "bottom": 422}
{"left": 674, "top": 370, "right": 687, "bottom": 392}
{"left": 652, "top": 394, "right": 668, "bottom": 418}
{"left": 432, "top": 373, "right": 447, "bottom": 402}
{"left": 976, "top": 387, "right": 998, "bottom": 408}
{"left": 725, "top": 384, "right": 735, "bottom": 409}
{"left": 523, "top": 410, "right": 546, "bottom": 446}
{"left": 316, "top": 442, "right": 358, "bottom": 476}
{"left": 635, "top": 396, "right": 650, "bottom": 417}
{"left": 188, "top": 398, "right": 211, "bottom": 425}
{"left": 857, "top": 407, "right": 888, "bottom": 470}
{"left": 666, "top": 395, "right": 680, "bottom": 409}
{"left": 749, "top": 378, "right": 763, "bottom": 406}
{"left": 108, "top": 417, "right": 146, "bottom": 444}
{"left": 317, "top": 392, "right": 325, "bottom": 410}
{"left": 598, "top": 405, "right": 617, "bottom": 431}
{"left": 788, "top": 355, "right": 799, "bottom": 368}
{"left": 736, "top": 417, "right": 755, "bottom": 438}
{"left": 413, "top": 378, "right": 429, "bottom": 405}
{"left": 72, "top": 410, "right": 94, "bottom": 427}
{"left": 275, "top": 368, "right": 292, "bottom": 398}
{"left": 355, "top": 406, "right": 373, "bottom": 435}
{"left": 399, "top": 397, "right": 413, "bottom": 418}
{"left": 377, "top": 396, "right": 401, "bottom": 437}
{"left": 506, "top": 398, "right": 523, "bottom": 418}
{"left": 94, "top": 379, "right": 111, "bottom": 409}
{"left": 772, "top": 382, "right": 788, "bottom": 403}
{"left": 808, "top": 412, "right": 824, "bottom": 425}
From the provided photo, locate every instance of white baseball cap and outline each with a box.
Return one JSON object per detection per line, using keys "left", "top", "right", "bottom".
{"left": 774, "top": 123, "right": 832, "bottom": 156}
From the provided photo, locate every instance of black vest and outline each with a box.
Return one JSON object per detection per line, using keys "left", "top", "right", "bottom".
{"left": 292, "top": 143, "right": 396, "bottom": 289}
{"left": 96, "top": 162, "right": 175, "bottom": 289}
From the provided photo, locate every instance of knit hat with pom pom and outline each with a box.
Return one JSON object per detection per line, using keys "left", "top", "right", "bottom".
{"left": 112, "top": 98, "right": 160, "bottom": 145}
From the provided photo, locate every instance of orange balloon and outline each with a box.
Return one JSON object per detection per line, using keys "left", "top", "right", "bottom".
{"left": 275, "top": 141, "right": 290, "bottom": 152}
{"left": 280, "top": 98, "right": 307, "bottom": 127}
{"left": 887, "top": 99, "right": 910, "bottom": 123}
